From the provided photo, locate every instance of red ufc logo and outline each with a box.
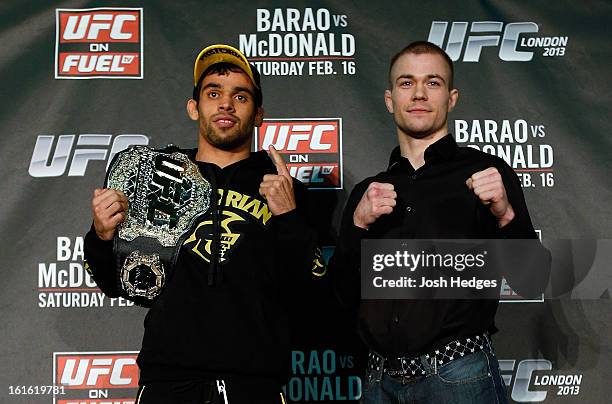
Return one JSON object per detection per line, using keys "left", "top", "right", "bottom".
{"left": 56, "top": 354, "right": 139, "bottom": 389}
{"left": 257, "top": 120, "right": 339, "bottom": 154}
{"left": 59, "top": 10, "right": 140, "bottom": 43}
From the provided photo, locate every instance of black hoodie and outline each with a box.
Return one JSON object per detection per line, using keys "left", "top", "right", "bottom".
{"left": 84, "top": 149, "right": 322, "bottom": 385}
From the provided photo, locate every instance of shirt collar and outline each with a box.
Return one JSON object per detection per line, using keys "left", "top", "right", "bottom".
{"left": 387, "top": 134, "right": 458, "bottom": 171}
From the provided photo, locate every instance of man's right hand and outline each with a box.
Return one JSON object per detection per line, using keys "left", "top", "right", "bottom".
{"left": 353, "top": 182, "right": 396, "bottom": 230}
{"left": 92, "top": 188, "right": 129, "bottom": 241}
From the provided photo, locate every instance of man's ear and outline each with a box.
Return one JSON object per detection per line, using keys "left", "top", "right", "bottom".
{"left": 384, "top": 90, "right": 394, "bottom": 113}
{"left": 447, "top": 89, "right": 459, "bottom": 113}
{"left": 254, "top": 106, "right": 264, "bottom": 127}
{"left": 186, "top": 99, "right": 199, "bottom": 121}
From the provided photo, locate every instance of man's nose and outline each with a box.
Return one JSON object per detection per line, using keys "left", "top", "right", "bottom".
{"left": 412, "top": 82, "right": 427, "bottom": 100}
{"left": 218, "top": 95, "right": 235, "bottom": 111}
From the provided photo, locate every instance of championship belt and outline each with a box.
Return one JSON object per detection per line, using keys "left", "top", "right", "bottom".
{"left": 106, "top": 145, "right": 211, "bottom": 306}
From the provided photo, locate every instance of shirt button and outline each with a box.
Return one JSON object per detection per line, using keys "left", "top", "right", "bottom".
{"left": 393, "top": 316, "right": 400, "bottom": 324}
{"left": 411, "top": 174, "right": 417, "bottom": 180}
{"left": 406, "top": 206, "right": 412, "bottom": 213}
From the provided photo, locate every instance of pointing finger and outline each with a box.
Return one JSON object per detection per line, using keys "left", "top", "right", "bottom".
{"left": 268, "top": 146, "right": 290, "bottom": 178}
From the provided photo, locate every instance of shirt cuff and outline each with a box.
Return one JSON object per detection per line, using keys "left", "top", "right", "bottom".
{"left": 84, "top": 227, "right": 114, "bottom": 255}
{"left": 498, "top": 215, "right": 535, "bottom": 238}
{"left": 270, "top": 209, "right": 300, "bottom": 226}
{"left": 339, "top": 224, "right": 369, "bottom": 254}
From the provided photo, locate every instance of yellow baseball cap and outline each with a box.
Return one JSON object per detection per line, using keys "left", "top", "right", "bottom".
{"left": 193, "top": 44, "right": 259, "bottom": 88}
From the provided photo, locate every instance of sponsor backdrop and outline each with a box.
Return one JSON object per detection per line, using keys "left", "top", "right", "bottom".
{"left": 0, "top": 0, "right": 610, "bottom": 403}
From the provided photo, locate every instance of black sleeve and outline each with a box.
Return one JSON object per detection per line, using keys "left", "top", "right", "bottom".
{"left": 494, "top": 162, "right": 551, "bottom": 297}
{"left": 84, "top": 226, "right": 122, "bottom": 298}
{"left": 328, "top": 181, "right": 370, "bottom": 310}
{"left": 496, "top": 162, "right": 537, "bottom": 239}
{"left": 271, "top": 179, "right": 327, "bottom": 286}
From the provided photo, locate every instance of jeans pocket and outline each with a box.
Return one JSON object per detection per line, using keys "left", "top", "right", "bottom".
{"left": 436, "top": 351, "right": 492, "bottom": 384}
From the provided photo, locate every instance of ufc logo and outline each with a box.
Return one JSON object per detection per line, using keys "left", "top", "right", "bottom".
{"left": 148, "top": 155, "right": 186, "bottom": 228}
{"left": 428, "top": 21, "right": 538, "bottom": 62}
{"left": 499, "top": 359, "right": 553, "bottom": 402}
{"left": 62, "top": 14, "right": 136, "bottom": 41}
{"left": 58, "top": 356, "right": 138, "bottom": 388}
{"left": 58, "top": 9, "right": 141, "bottom": 43}
{"left": 259, "top": 123, "right": 337, "bottom": 153}
{"left": 29, "top": 134, "right": 148, "bottom": 177}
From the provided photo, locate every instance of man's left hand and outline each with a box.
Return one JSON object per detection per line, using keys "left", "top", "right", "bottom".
{"left": 259, "top": 146, "right": 296, "bottom": 216}
{"left": 466, "top": 167, "right": 515, "bottom": 227}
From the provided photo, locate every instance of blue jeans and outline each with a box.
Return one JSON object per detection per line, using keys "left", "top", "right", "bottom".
{"left": 362, "top": 348, "right": 508, "bottom": 404}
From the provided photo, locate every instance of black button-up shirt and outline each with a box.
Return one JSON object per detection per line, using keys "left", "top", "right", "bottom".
{"left": 331, "top": 134, "right": 537, "bottom": 356}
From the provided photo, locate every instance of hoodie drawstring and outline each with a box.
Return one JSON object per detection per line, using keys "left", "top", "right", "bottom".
{"left": 206, "top": 164, "right": 240, "bottom": 286}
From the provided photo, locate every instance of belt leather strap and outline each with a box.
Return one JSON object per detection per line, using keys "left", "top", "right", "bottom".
{"left": 368, "top": 333, "right": 493, "bottom": 381}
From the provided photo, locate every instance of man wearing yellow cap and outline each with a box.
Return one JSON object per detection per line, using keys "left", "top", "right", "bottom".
{"left": 84, "top": 44, "right": 323, "bottom": 403}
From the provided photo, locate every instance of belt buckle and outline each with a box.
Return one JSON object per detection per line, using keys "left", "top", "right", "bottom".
{"left": 387, "top": 355, "right": 426, "bottom": 383}
{"left": 384, "top": 368, "right": 409, "bottom": 383}
{"left": 107, "top": 145, "right": 212, "bottom": 303}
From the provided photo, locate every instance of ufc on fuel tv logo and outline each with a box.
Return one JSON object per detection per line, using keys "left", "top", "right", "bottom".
{"left": 55, "top": 8, "right": 143, "bottom": 79}
{"left": 54, "top": 352, "right": 138, "bottom": 404}
{"left": 255, "top": 118, "right": 343, "bottom": 189}
{"left": 28, "top": 134, "right": 149, "bottom": 177}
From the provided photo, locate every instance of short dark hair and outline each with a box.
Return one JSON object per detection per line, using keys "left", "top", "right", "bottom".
{"left": 192, "top": 62, "right": 263, "bottom": 108}
{"left": 388, "top": 41, "right": 454, "bottom": 90}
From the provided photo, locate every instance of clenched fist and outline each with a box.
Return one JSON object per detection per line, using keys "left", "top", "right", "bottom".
{"left": 466, "top": 167, "right": 515, "bottom": 227}
{"left": 92, "top": 188, "right": 129, "bottom": 240}
{"left": 353, "top": 182, "right": 397, "bottom": 230}
{"left": 259, "top": 146, "right": 296, "bottom": 216}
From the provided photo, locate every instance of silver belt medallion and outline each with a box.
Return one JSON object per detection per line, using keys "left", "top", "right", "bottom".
{"left": 107, "top": 145, "right": 211, "bottom": 302}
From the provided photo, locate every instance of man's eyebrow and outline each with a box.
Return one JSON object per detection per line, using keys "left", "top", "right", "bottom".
{"left": 202, "top": 82, "right": 221, "bottom": 90}
{"left": 233, "top": 86, "right": 255, "bottom": 96}
{"left": 395, "top": 73, "right": 447, "bottom": 83}
{"left": 396, "top": 74, "right": 415, "bottom": 81}
{"left": 427, "top": 74, "right": 446, "bottom": 83}
{"left": 201, "top": 82, "right": 254, "bottom": 96}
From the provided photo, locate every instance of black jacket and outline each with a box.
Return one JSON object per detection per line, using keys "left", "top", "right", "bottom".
{"left": 84, "top": 149, "right": 323, "bottom": 385}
